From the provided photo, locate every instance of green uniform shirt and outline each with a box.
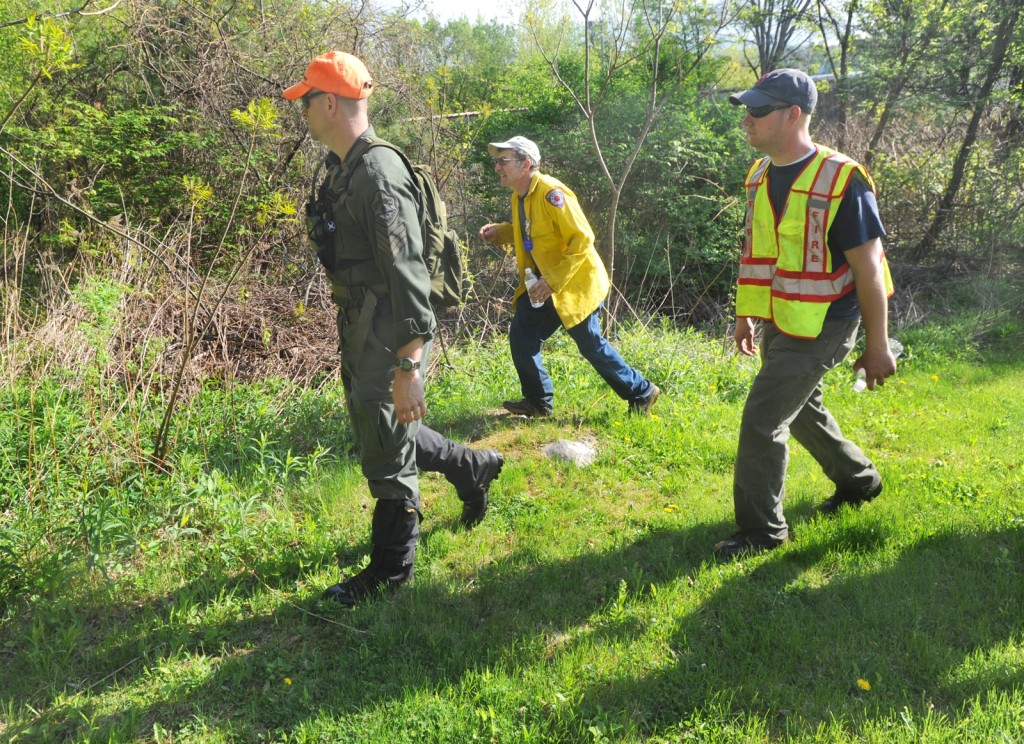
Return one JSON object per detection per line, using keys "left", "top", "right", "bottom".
{"left": 324, "top": 126, "right": 436, "bottom": 352}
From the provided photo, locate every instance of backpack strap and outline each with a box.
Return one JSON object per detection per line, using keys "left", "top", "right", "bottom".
{"left": 358, "top": 137, "right": 431, "bottom": 233}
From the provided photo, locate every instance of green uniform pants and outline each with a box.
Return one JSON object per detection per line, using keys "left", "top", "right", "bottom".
{"left": 339, "top": 303, "right": 429, "bottom": 505}
{"left": 732, "top": 319, "right": 880, "bottom": 541}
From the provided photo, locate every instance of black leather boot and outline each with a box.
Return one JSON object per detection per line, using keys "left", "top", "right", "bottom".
{"left": 457, "top": 450, "right": 503, "bottom": 528}
{"left": 415, "top": 426, "right": 504, "bottom": 528}
{"left": 322, "top": 498, "right": 420, "bottom": 607}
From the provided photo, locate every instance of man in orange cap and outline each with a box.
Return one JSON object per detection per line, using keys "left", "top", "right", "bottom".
{"left": 285, "top": 52, "right": 503, "bottom": 606}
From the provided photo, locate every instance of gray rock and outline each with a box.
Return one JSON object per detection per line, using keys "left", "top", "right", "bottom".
{"left": 542, "top": 439, "right": 597, "bottom": 467}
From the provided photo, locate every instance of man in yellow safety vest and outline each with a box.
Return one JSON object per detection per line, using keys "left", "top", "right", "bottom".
{"left": 714, "top": 69, "right": 897, "bottom": 560}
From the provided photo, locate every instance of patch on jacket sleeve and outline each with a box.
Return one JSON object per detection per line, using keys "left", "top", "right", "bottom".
{"left": 374, "top": 191, "right": 399, "bottom": 226}
{"left": 545, "top": 189, "right": 566, "bottom": 208}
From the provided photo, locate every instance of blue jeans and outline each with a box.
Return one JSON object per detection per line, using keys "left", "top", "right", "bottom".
{"left": 509, "top": 299, "right": 653, "bottom": 409}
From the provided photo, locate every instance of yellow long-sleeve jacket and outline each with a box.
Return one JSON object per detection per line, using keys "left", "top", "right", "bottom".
{"left": 489, "top": 171, "right": 609, "bottom": 329}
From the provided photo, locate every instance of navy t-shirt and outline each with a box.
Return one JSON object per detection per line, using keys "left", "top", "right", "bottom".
{"left": 766, "top": 152, "right": 886, "bottom": 320}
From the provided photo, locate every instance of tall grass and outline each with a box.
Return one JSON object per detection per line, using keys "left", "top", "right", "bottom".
{"left": 1, "top": 322, "right": 1022, "bottom": 742}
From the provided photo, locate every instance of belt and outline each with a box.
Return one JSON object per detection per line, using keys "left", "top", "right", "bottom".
{"left": 337, "top": 288, "right": 393, "bottom": 348}
{"left": 332, "top": 283, "right": 368, "bottom": 305}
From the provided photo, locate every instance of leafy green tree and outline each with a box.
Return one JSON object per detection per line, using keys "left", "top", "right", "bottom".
{"left": 857, "top": 0, "right": 954, "bottom": 167}
{"left": 813, "top": 0, "right": 861, "bottom": 144}
{"left": 917, "top": 3, "right": 1022, "bottom": 254}
{"left": 525, "top": 0, "right": 730, "bottom": 319}
{"left": 610, "top": 102, "right": 750, "bottom": 321}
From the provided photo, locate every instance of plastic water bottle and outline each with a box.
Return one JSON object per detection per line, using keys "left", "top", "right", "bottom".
{"left": 524, "top": 268, "right": 544, "bottom": 308}
{"left": 853, "top": 339, "right": 904, "bottom": 392}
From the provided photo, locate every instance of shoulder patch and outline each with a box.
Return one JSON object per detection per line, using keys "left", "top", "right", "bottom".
{"left": 546, "top": 189, "right": 566, "bottom": 208}
{"left": 373, "top": 191, "right": 399, "bottom": 227}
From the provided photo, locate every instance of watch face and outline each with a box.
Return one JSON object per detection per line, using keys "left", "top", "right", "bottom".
{"left": 396, "top": 358, "right": 415, "bottom": 372}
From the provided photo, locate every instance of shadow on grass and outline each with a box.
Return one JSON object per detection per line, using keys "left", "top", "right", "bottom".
{"left": 2, "top": 520, "right": 1021, "bottom": 739}
{"left": 0, "top": 521, "right": 714, "bottom": 739}
{"left": 573, "top": 523, "right": 1024, "bottom": 737}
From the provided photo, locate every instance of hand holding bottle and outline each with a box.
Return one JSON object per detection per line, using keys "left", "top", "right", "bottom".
{"left": 524, "top": 268, "right": 545, "bottom": 308}
{"left": 853, "top": 339, "right": 903, "bottom": 392}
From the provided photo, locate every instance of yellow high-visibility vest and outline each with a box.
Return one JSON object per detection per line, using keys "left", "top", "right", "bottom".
{"left": 736, "top": 145, "right": 894, "bottom": 339}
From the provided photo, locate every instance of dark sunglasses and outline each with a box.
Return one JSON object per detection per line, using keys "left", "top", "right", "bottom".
{"left": 301, "top": 90, "right": 327, "bottom": 109}
{"left": 746, "top": 103, "right": 793, "bottom": 118}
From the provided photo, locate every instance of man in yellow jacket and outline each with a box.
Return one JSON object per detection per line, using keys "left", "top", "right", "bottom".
{"left": 478, "top": 136, "right": 660, "bottom": 418}
{"left": 715, "top": 69, "right": 897, "bottom": 560}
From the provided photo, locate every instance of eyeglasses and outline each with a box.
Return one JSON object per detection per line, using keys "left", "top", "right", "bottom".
{"left": 493, "top": 156, "right": 525, "bottom": 165}
{"left": 746, "top": 103, "right": 793, "bottom": 118}
{"left": 301, "top": 90, "right": 327, "bottom": 109}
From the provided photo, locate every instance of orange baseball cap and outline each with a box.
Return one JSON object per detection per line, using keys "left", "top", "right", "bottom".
{"left": 282, "top": 51, "right": 374, "bottom": 101}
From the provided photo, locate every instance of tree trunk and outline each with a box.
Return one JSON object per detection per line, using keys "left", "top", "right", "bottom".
{"left": 864, "top": 75, "right": 906, "bottom": 168}
{"left": 815, "top": 0, "right": 858, "bottom": 148}
{"left": 916, "top": 6, "right": 1020, "bottom": 254}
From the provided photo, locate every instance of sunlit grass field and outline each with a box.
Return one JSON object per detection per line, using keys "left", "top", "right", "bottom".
{"left": 1, "top": 321, "right": 1022, "bottom": 742}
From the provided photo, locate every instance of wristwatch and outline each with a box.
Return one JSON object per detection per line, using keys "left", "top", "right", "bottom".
{"left": 394, "top": 357, "right": 418, "bottom": 373}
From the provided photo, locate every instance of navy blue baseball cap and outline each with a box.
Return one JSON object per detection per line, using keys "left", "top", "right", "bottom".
{"left": 729, "top": 68, "right": 818, "bottom": 113}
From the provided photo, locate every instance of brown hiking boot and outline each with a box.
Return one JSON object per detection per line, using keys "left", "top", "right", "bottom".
{"left": 502, "top": 398, "right": 553, "bottom": 418}
{"left": 628, "top": 384, "right": 661, "bottom": 416}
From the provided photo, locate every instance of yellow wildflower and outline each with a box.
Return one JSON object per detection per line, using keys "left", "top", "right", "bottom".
{"left": 857, "top": 678, "right": 871, "bottom": 691}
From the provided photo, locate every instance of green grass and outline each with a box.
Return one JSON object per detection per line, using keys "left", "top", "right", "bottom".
{"left": 1, "top": 323, "right": 1023, "bottom": 742}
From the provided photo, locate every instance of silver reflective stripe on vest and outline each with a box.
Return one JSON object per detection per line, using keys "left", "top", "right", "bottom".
{"left": 743, "top": 158, "right": 773, "bottom": 257}
{"left": 738, "top": 261, "right": 773, "bottom": 284}
{"left": 808, "top": 154, "right": 850, "bottom": 198}
{"left": 772, "top": 265, "right": 854, "bottom": 300}
{"left": 802, "top": 155, "right": 850, "bottom": 273}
